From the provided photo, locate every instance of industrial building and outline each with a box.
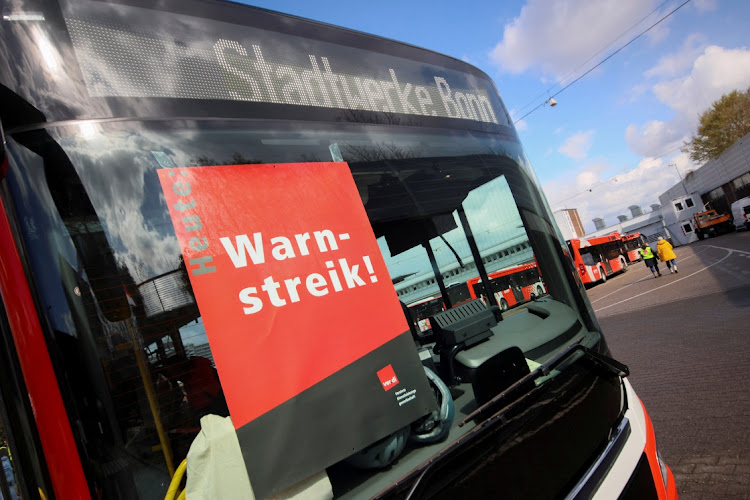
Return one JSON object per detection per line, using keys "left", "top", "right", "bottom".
{"left": 658, "top": 132, "right": 750, "bottom": 246}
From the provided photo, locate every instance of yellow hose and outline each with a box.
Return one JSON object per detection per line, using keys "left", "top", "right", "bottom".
{"left": 164, "top": 458, "right": 188, "bottom": 500}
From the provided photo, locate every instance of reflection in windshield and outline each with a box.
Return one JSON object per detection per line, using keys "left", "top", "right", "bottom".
{"left": 6, "top": 120, "right": 598, "bottom": 498}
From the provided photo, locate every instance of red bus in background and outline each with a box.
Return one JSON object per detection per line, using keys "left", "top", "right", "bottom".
{"left": 406, "top": 281, "right": 474, "bottom": 333}
{"left": 621, "top": 232, "right": 646, "bottom": 263}
{"left": 466, "top": 262, "right": 545, "bottom": 311}
{"left": 407, "top": 295, "right": 444, "bottom": 333}
{"left": 407, "top": 262, "right": 546, "bottom": 331}
{"left": 567, "top": 232, "right": 629, "bottom": 285}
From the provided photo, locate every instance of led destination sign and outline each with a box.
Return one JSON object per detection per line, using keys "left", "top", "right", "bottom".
{"left": 213, "top": 39, "right": 499, "bottom": 124}
{"left": 64, "top": 11, "right": 506, "bottom": 125}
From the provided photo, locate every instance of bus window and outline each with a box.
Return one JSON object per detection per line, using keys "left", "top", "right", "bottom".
{"left": 581, "top": 251, "right": 597, "bottom": 266}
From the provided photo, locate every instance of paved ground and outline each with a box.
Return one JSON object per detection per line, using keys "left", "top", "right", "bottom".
{"left": 585, "top": 231, "right": 750, "bottom": 499}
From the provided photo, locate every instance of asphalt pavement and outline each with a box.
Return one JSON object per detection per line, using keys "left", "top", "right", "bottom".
{"left": 585, "top": 230, "right": 750, "bottom": 500}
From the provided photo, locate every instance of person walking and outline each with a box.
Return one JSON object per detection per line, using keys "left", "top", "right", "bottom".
{"left": 639, "top": 242, "right": 661, "bottom": 278}
{"left": 656, "top": 236, "right": 678, "bottom": 273}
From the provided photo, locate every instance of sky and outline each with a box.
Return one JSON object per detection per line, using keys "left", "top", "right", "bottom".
{"left": 240, "top": 0, "right": 750, "bottom": 234}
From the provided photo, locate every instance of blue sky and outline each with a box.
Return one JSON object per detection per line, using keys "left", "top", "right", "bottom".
{"left": 241, "top": 0, "right": 750, "bottom": 233}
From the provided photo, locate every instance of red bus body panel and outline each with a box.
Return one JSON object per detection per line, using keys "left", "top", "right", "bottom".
{"left": 0, "top": 193, "right": 90, "bottom": 499}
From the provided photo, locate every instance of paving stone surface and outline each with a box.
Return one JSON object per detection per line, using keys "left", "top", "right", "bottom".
{"left": 588, "top": 232, "right": 750, "bottom": 499}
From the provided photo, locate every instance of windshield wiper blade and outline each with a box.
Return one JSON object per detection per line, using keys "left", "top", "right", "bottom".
{"left": 459, "top": 336, "right": 628, "bottom": 427}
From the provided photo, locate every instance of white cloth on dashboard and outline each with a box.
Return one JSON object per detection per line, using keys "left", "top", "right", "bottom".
{"left": 185, "top": 414, "right": 333, "bottom": 500}
{"left": 186, "top": 414, "right": 254, "bottom": 500}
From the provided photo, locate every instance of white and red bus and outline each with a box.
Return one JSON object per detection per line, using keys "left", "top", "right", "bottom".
{"left": 466, "top": 262, "right": 546, "bottom": 311}
{"left": 567, "top": 232, "right": 630, "bottom": 285}
{"left": 0, "top": 1, "right": 676, "bottom": 498}
{"left": 622, "top": 232, "right": 647, "bottom": 263}
{"left": 408, "top": 262, "right": 545, "bottom": 331}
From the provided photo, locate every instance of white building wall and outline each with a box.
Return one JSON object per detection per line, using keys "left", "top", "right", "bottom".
{"left": 553, "top": 210, "right": 578, "bottom": 241}
{"left": 660, "top": 194, "right": 702, "bottom": 246}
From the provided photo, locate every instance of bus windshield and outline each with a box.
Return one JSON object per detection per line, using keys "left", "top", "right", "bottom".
{"left": 5, "top": 118, "right": 602, "bottom": 497}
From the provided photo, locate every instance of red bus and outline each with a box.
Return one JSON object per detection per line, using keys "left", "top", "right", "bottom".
{"left": 622, "top": 232, "right": 646, "bottom": 263}
{"left": 407, "top": 295, "right": 445, "bottom": 333}
{"left": 408, "top": 262, "right": 545, "bottom": 331}
{"left": 406, "top": 281, "right": 473, "bottom": 333}
{"left": 567, "top": 232, "right": 629, "bottom": 285}
{"left": 0, "top": 0, "right": 676, "bottom": 498}
{"left": 466, "top": 262, "right": 546, "bottom": 311}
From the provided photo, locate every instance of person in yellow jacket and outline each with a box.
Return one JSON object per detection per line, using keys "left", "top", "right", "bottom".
{"left": 656, "top": 236, "right": 678, "bottom": 274}
{"left": 638, "top": 242, "right": 661, "bottom": 278}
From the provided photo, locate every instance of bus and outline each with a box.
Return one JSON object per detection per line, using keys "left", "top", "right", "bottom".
{"left": 407, "top": 262, "right": 545, "bottom": 331}
{"left": 0, "top": 1, "right": 676, "bottom": 499}
{"left": 622, "top": 232, "right": 646, "bottom": 263}
{"left": 567, "top": 232, "right": 630, "bottom": 285}
{"left": 466, "top": 261, "right": 545, "bottom": 311}
{"left": 405, "top": 280, "right": 473, "bottom": 334}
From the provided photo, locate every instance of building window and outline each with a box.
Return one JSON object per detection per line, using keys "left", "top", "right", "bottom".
{"left": 703, "top": 186, "right": 729, "bottom": 213}
{"left": 674, "top": 202, "right": 684, "bottom": 211}
{"left": 682, "top": 223, "right": 693, "bottom": 234}
{"left": 685, "top": 198, "right": 694, "bottom": 208}
{"left": 731, "top": 172, "right": 750, "bottom": 190}
{"left": 732, "top": 172, "right": 750, "bottom": 199}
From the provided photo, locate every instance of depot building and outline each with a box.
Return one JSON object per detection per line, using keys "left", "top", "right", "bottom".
{"left": 659, "top": 131, "right": 750, "bottom": 246}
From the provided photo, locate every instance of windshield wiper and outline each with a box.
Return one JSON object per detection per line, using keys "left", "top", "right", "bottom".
{"left": 459, "top": 336, "right": 628, "bottom": 427}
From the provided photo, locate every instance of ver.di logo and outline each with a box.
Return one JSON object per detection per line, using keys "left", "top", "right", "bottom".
{"left": 377, "top": 364, "right": 399, "bottom": 391}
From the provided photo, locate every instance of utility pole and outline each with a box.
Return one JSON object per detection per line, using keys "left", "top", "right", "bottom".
{"left": 669, "top": 163, "right": 689, "bottom": 196}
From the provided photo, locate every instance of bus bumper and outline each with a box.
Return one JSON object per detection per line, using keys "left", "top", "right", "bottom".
{"left": 590, "top": 379, "right": 678, "bottom": 500}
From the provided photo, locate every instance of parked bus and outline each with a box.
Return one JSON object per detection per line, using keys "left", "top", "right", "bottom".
{"left": 622, "top": 232, "right": 647, "bottom": 263}
{"left": 408, "top": 262, "right": 545, "bottom": 331}
{"left": 567, "top": 232, "right": 630, "bottom": 285}
{"left": 466, "top": 261, "right": 545, "bottom": 311}
{"left": 406, "top": 281, "right": 472, "bottom": 333}
{"left": 0, "top": 1, "right": 676, "bottom": 499}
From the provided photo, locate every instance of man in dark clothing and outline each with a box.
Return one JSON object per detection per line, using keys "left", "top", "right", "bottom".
{"left": 639, "top": 243, "right": 661, "bottom": 278}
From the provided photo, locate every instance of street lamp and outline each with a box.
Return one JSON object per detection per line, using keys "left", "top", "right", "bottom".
{"left": 669, "top": 163, "right": 689, "bottom": 196}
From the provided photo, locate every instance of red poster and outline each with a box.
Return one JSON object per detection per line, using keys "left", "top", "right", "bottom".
{"left": 157, "top": 162, "right": 409, "bottom": 428}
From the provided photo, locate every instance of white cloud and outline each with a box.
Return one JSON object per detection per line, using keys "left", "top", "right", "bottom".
{"left": 644, "top": 34, "right": 707, "bottom": 79}
{"left": 489, "top": 0, "right": 661, "bottom": 76}
{"left": 653, "top": 46, "right": 750, "bottom": 115}
{"left": 558, "top": 130, "right": 594, "bottom": 159}
{"left": 626, "top": 44, "right": 750, "bottom": 158}
{"left": 544, "top": 157, "right": 683, "bottom": 233}
{"left": 625, "top": 121, "right": 685, "bottom": 158}
{"left": 693, "top": 0, "right": 718, "bottom": 13}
